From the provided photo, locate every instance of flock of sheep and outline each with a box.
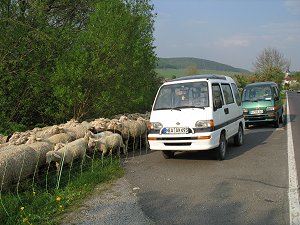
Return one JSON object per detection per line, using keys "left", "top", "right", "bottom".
{"left": 0, "top": 113, "right": 150, "bottom": 191}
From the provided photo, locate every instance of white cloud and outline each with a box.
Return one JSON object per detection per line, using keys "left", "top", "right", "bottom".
{"left": 216, "top": 36, "right": 251, "bottom": 48}
{"left": 284, "top": 0, "right": 300, "bottom": 15}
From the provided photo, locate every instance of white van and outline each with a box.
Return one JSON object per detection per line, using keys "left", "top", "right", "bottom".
{"left": 148, "top": 74, "right": 245, "bottom": 160}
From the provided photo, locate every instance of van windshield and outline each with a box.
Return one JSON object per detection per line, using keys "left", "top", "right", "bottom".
{"left": 242, "top": 85, "right": 273, "bottom": 102}
{"left": 153, "top": 81, "right": 209, "bottom": 110}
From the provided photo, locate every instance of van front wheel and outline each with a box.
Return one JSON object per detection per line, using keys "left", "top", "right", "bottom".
{"left": 162, "top": 151, "right": 175, "bottom": 159}
{"left": 215, "top": 133, "right": 226, "bottom": 161}
{"left": 234, "top": 125, "right": 243, "bottom": 146}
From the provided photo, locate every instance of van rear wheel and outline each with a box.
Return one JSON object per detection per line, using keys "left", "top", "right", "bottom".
{"left": 162, "top": 151, "right": 175, "bottom": 159}
{"left": 273, "top": 115, "right": 280, "bottom": 128}
{"left": 215, "top": 133, "right": 226, "bottom": 160}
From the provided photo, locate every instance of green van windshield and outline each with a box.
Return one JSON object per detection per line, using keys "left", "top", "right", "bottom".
{"left": 242, "top": 85, "right": 273, "bottom": 102}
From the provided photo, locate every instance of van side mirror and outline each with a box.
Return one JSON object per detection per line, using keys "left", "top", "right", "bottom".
{"left": 213, "top": 99, "right": 222, "bottom": 111}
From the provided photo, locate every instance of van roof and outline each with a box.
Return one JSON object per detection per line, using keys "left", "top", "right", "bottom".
{"left": 244, "top": 82, "right": 278, "bottom": 87}
{"left": 172, "top": 74, "right": 227, "bottom": 82}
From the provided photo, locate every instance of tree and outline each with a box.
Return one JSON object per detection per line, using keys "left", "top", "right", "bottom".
{"left": 52, "top": 0, "right": 159, "bottom": 120}
{"left": 253, "top": 48, "right": 288, "bottom": 85}
{"left": 294, "top": 71, "right": 300, "bottom": 83}
{"left": 234, "top": 74, "right": 250, "bottom": 88}
{"left": 0, "top": 0, "right": 159, "bottom": 134}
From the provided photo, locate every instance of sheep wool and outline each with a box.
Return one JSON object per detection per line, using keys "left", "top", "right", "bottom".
{"left": 0, "top": 145, "right": 38, "bottom": 190}
{"left": 98, "top": 133, "right": 126, "bottom": 157}
{"left": 46, "top": 133, "right": 90, "bottom": 172}
{"left": 47, "top": 132, "right": 76, "bottom": 145}
{"left": 27, "top": 141, "right": 54, "bottom": 166}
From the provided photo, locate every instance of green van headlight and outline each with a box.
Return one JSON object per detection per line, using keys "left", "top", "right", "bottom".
{"left": 266, "top": 106, "right": 275, "bottom": 111}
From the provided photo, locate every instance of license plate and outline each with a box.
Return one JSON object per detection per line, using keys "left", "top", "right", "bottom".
{"left": 163, "top": 127, "right": 189, "bottom": 134}
{"left": 250, "top": 110, "right": 263, "bottom": 114}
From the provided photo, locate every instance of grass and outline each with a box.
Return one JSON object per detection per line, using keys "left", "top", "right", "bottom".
{"left": 0, "top": 156, "right": 124, "bottom": 225}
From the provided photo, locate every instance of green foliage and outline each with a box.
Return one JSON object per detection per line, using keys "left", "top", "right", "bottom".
{"left": 294, "top": 71, "right": 300, "bottom": 82}
{"left": 0, "top": 0, "right": 159, "bottom": 133}
{"left": 253, "top": 48, "right": 288, "bottom": 87}
{"left": 233, "top": 74, "right": 250, "bottom": 88}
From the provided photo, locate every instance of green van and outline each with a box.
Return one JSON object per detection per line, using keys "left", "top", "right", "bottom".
{"left": 241, "top": 82, "right": 283, "bottom": 128}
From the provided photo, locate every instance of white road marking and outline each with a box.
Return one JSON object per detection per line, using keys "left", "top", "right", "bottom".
{"left": 287, "top": 96, "right": 300, "bottom": 225}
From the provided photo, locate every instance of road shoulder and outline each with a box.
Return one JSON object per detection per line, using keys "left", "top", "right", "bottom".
{"left": 59, "top": 176, "right": 154, "bottom": 225}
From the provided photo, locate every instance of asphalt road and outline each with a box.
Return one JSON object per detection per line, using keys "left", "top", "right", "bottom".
{"left": 60, "top": 92, "right": 300, "bottom": 225}
{"left": 125, "top": 118, "right": 290, "bottom": 224}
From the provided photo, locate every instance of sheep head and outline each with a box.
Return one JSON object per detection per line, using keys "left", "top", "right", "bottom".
{"left": 46, "top": 151, "right": 62, "bottom": 163}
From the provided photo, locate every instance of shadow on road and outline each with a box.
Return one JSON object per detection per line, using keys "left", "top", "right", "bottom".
{"left": 138, "top": 186, "right": 281, "bottom": 225}
{"left": 169, "top": 126, "right": 275, "bottom": 161}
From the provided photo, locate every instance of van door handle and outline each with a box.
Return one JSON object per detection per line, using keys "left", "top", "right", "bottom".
{"left": 224, "top": 108, "right": 229, "bottom": 114}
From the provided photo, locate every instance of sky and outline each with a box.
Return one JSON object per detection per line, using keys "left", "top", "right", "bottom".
{"left": 152, "top": 0, "right": 300, "bottom": 72}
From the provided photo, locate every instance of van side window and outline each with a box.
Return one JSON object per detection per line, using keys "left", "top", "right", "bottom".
{"left": 273, "top": 86, "right": 279, "bottom": 98}
{"left": 231, "top": 83, "right": 241, "bottom": 106}
{"left": 212, "top": 84, "right": 224, "bottom": 106}
{"left": 221, "top": 83, "right": 234, "bottom": 104}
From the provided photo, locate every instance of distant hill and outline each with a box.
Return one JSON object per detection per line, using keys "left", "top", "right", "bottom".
{"left": 157, "top": 57, "right": 250, "bottom": 74}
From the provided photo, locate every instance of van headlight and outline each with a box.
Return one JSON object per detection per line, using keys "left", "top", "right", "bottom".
{"left": 150, "top": 122, "right": 163, "bottom": 130}
{"left": 242, "top": 108, "right": 248, "bottom": 114}
{"left": 266, "top": 106, "right": 275, "bottom": 112}
{"left": 195, "top": 120, "right": 214, "bottom": 128}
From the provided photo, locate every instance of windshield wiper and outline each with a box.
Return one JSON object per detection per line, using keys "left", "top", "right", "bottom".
{"left": 175, "top": 106, "right": 205, "bottom": 110}
{"left": 154, "top": 107, "right": 181, "bottom": 111}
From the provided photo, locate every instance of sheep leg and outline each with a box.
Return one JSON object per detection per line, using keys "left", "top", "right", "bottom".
{"left": 117, "top": 146, "right": 121, "bottom": 162}
{"left": 133, "top": 137, "right": 136, "bottom": 158}
{"left": 55, "top": 162, "right": 61, "bottom": 175}
{"left": 139, "top": 135, "right": 142, "bottom": 155}
{"left": 109, "top": 148, "right": 113, "bottom": 164}
{"left": 101, "top": 151, "right": 105, "bottom": 167}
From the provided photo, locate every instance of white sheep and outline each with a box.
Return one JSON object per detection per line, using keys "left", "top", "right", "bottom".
{"left": 46, "top": 132, "right": 90, "bottom": 173}
{"left": 0, "top": 145, "right": 39, "bottom": 190}
{"left": 87, "top": 131, "right": 113, "bottom": 154}
{"left": 90, "top": 118, "right": 111, "bottom": 132}
{"left": 0, "top": 134, "right": 8, "bottom": 144}
{"left": 91, "top": 131, "right": 113, "bottom": 139}
{"left": 54, "top": 142, "right": 66, "bottom": 151}
{"left": 97, "top": 133, "right": 126, "bottom": 159}
{"left": 47, "top": 132, "right": 76, "bottom": 145}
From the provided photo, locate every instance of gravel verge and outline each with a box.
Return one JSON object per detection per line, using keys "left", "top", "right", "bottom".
{"left": 59, "top": 176, "right": 154, "bottom": 225}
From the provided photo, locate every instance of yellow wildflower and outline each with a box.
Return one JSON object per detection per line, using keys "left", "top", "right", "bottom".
{"left": 56, "top": 196, "right": 61, "bottom": 202}
{"left": 23, "top": 217, "right": 28, "bottom": 223}
{"left": 20, "top": 206, "right": 25, "bottom": 211}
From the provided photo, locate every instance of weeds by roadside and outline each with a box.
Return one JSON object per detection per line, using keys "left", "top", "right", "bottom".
{"left": 0, "top": 157, "right": 124, "bottom": 225}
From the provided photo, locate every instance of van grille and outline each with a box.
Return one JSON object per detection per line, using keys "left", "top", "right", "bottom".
{"left": 164, "top": 142, "right": 192, "bottom": 146}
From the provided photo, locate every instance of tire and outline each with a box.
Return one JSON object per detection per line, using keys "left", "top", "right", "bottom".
{"left": 279, "top": 114, "right": 283, "bottom": 123}
{"left": 273, "top": 115, "right": 280, "bottom": 128}
{"left": 234, "top": 125, "right": 243, "bottom": 146}
{"left": 162, "top": 151, "right": 175, "bottom": 159}
{"left": 215, "top": 133, "right": 227, "bottom": 161}
{"left": 245, "top": 123, "right": 249, "bottom": 129}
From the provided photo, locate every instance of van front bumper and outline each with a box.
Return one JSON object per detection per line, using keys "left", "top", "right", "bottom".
{"left": 148, "top": 132, "right": 220, "bottom": 151}
{"left": 244, "top": 113, "right": 276, "bottom": 123}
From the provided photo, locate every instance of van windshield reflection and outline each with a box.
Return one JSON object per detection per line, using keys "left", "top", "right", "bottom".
{"left": 153, "top": 81, "right": 209, "bottom": 110}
